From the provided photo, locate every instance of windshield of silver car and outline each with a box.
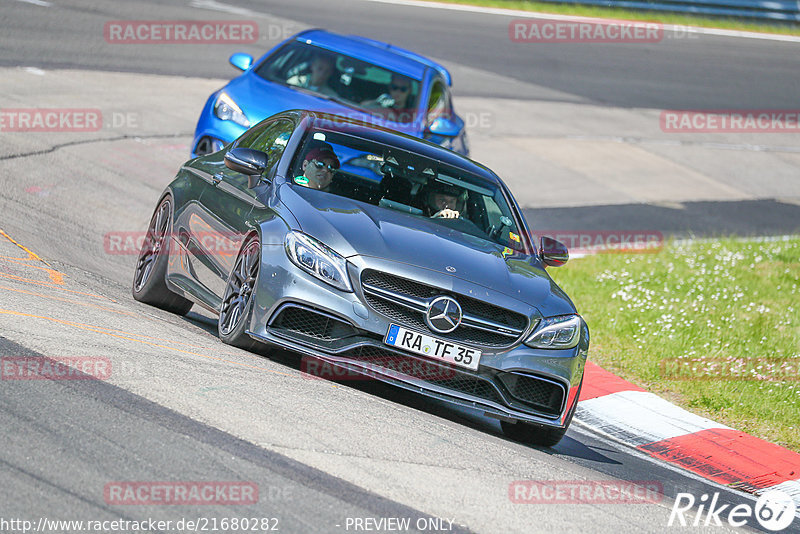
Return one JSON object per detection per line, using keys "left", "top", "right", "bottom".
{"left": 289, "top": 129, "right": 529, "bottom": 254}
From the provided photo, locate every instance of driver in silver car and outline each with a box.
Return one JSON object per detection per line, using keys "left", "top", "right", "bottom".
{"left": 294, "top": 146, "right": 340, "bottom": 192}
{"left": 424, "top": 183, "right": 466, "bottom": 219}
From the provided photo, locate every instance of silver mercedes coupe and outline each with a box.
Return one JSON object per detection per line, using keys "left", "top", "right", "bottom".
{"left": 133, "top": 110, "right": 589, "bottom": 446}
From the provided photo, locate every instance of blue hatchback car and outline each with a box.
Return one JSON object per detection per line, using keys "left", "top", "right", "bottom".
{"left": 192, "top": 29, "right": 469, "bottom": 157}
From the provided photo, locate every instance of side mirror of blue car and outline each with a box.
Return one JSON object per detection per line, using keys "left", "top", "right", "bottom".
{"left": 229, "top": 53, "right": 254, "bottom": 71}
{"left": 426, "top": 116, "right": 462, "bottom": 138}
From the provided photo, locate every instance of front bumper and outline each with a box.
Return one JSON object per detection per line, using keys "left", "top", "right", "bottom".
{"left": 247, "top": 246, "right": 588, "bottom": 428}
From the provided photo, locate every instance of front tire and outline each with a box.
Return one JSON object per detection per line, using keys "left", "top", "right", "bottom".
{"left": 218, "top": 236, "right": 262, "bottom": 351}
{"left": 132, "top": 196, "right": 193, "bottom": 315}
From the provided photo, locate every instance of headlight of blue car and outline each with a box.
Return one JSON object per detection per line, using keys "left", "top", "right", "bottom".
{"left": 214, "top": 92, "right": 251, "bottom": 128}
{"left": 285, "top": 231, "right": 353, "bottom": 292}
{"left": 524, "top": 315, "right": 581, "bottom": 349}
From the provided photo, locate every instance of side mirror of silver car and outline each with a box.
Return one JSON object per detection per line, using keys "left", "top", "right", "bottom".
{"left": 540, "top": 236, "right": 569, "bottom": 267}
{"left": 225, "top": 148, "right": 269, "bottom": 189}
{"left": 225, "top": 148, "right": 267, "bottom": 175}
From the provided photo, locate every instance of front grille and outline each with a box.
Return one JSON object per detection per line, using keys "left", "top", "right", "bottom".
{"left": 497, "top": 372, "right": 565, "bottom": 416}
{"left": 270, "top": 305, "right": 358, "bottom": 341}
{"left": 342, "top": 345, "right": 504, "bottom": 405}
{"left": 361, "top": 270, "right": 528, "bottom": 347}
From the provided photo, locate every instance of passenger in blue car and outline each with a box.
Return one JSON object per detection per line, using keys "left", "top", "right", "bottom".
{"left": 287, "top": 53, "right": 340, "bottom": 98}
{"left": 294, "top": 146, "right": 340, "bottom": 192}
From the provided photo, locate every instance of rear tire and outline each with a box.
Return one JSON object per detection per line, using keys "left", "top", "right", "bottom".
{"left": 218, "top": 236, "right": 262, "bottom": 351}
{"left": 132, "top": 196, "right": 193, "bottom": 315}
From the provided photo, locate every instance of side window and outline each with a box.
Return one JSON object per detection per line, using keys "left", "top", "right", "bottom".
{"left": 426, "top": 80, "right": 452, "bottom": 125}
{"left": 227, "top": 120, "right": 294, "bottom": 189}
{"left": 247, "top": 120, "right": 293, "bottom": 171}
{"left": 483, "top": 195, "right": 523, "bottom": 250}
{"left": 236, "top": 121, "right": 292, "bottom": 162}
{"left": 255, "top": 42, "right": 307, "bottom": 82}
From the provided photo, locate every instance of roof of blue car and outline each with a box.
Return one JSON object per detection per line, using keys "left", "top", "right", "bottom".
{"left": 294, "top": 29, "right": 451, "bottom": 84}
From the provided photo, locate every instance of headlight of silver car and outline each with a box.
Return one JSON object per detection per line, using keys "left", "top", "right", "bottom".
{"left": 524, "top": 315, "right": 581, "bottom": 349}
{"left": 285, "top": 231, "right": 353, "bottom": 292}
{"left": 213, "top": 92, "right": 250, "bottom": 128}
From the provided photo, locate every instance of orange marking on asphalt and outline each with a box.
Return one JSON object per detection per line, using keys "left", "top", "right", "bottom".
{"left": 0, "top": 284, "right": 136, "bottom": 317}
{"left": 0, "top": 271, "right": 249, "bottom": 353}
{"left": 0, "top": 308, "right": 294, "bottom": 378}
{"left": 0, "top": 297, "right": 241, "bottom": 354}
{"left": 0, "top": 272, "right": 108, "bottom": 299}
{"left": 0, "top": 228, "right": 65, "bottom": 284}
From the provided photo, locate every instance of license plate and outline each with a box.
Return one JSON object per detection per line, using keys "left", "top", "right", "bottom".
{"left": 384, "top": 324, "right": 481, "bottom": 371}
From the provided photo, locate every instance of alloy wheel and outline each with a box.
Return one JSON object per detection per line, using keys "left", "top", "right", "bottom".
{"left": 219, "top": 239, "right": 259, "bottom": 336}
{"left": 134, "top": 199, "right": 170, "bottom": 292}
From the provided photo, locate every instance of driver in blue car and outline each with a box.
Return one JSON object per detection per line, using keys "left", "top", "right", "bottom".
{"left": 294, "top": 146, "right": 340, "bottom": 192}
{"left": 287, "top": 53, "right": 340, "bottom": 98}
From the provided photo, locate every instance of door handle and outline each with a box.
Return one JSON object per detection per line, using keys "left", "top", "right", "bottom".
{"left": 211, "top": 173, "right": 223, "bottom": 185}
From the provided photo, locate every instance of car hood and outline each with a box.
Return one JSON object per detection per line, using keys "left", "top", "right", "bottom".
{"left": 277, "top": 184, "right": 576, "bottom": 315}
{"left": 226, "top": 74, "right": 419, "bottom": 136}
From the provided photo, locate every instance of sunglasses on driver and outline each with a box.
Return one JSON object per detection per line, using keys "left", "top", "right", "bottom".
{"left": 311, "top": 160, "right": 337, "bottom": 172}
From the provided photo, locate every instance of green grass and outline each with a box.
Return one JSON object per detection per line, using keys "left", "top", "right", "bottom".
{"left": 548, "top": 236, "right": 800, "bottom": 451}
{"left": 425, "top": 0, "right": 800, "bottom": 36}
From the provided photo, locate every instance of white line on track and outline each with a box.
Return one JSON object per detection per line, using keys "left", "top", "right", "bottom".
{"left": 188, "top": 0, "right": 257, "bottom": 17}
{"left": 13, "top": 0, "right": 52, "bottom": 6}
{"left": 360, "top": 0, "right": 800, "bottom": 43}
{"left": 22, "top": 67, "right": 46, "bottom": 76}
{"left": 577, "top": 390, "right": 730, "bottom": 446}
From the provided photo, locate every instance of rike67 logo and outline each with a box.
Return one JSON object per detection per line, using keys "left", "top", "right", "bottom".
{"left": 669, "top": 490, "right": 796, "bottom": 531}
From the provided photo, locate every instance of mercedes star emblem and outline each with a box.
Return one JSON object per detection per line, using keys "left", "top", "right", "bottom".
{"left": 425, "top": 296, "right": 462, "bottom": 334}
